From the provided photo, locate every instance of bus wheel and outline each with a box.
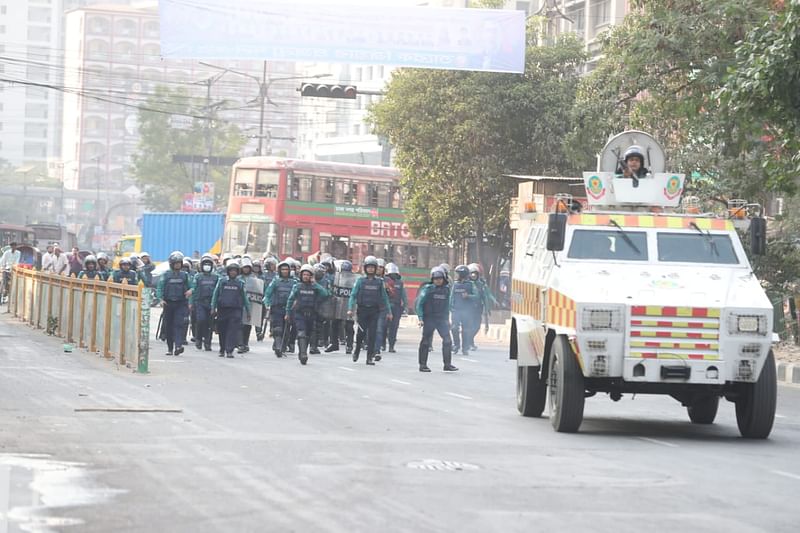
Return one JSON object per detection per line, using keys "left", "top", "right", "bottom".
{"left": 687, "top": 396, "right": 719, "bottom": 424}
{"left": 517, "top": 365, "right": 546, "bottom": 417}
{"left": 548, "top": 336, "right": 585, "bottom": 433}
{"left": 736, "top": 350, "right": 777, "bottom": 439}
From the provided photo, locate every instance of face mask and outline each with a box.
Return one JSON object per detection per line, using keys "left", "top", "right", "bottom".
{"left": 202, "top": 264, "right": 212, "bottom": 273}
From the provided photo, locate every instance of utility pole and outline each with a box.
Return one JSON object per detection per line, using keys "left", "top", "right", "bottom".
{"left": 194, "top": 71, "right": 227, "bottom": 181}
{"left": 258, "top": 61, "right": 267, "bottom": 156}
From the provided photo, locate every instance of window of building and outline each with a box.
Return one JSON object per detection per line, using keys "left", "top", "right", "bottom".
{"left": 88, "top": 16, "right": 110, "bottom": 34}
{"left": 23, "top": 142, "right": 47, "bottom": 158}
{"left": 24, "top": 123, "right": 47, "bottom": 139}
{"left": 143, "top": 20, "right": 159, "bottom": 38}
{"left": 25, "top": 103, "right": 48, "bottom": 119}
{"left": 515, "top": 1, "right": 530, "bottom": 13}
{"left": 1, "top": 6, "right": 7, "bottom": 15}
{"left": 567, "top": 5, "right": 585, "bottom": 35}
{"left": 590, "top": 0, "right": 611, "bottom": 27}
{"left": 115, "top": 18, "right": 138, "bottom": 37}
{"left": 255, "top": 169, "right": 280, "bottom": 198}
{"left": 234, "top": 168, "right": 256, "bottom": 197}
{"left": 0, "top": 26, "right": 5, "bottom": 34}
{"left": 26, "top": 26, "right": 50, "bottom": 42}
{"left": 366, "top": 66, "right": 373, "bottom": 79}
{"left": 28, "top": 7, "right": 51, "bottom": 23}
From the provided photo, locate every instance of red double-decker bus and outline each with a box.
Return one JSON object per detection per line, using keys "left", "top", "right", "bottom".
{"left": 223, "top": 157, "right": 458, "bottom": 301}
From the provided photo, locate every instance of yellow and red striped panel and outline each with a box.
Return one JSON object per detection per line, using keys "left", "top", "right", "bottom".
{"left": 631, "top": 340, "right": 719, "bottom": 350}
{"left": 631, "top": 319, "right": 718, "bottom": 329}
{"left": 630, "top": 352, "right": 721, "bottom": 361}
{"left": 546, "top": 290, "right": 577, "bottom": 329}
{"left": 511, "top": 279, "right": 543, "bottom": 320}
{"left": 631, "top": 330, "right": 719, "bottom": 340}
{"left": 569, "top": 214, "right": 733, "bottom": 231}
{"left": 631, "top": 306, "right": 721, "bottom": 318}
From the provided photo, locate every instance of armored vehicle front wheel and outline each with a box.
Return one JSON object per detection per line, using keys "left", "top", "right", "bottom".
{"left": 735, "top": 350, "right": 777, "bottom": 439}
{"left": 687, "top": 396, "right": 719, "bottom": 424}
{"left": 548, "top": 336, "right": 585, "bottom": 433}
{"left": 517, "top": 365, "right": 546, "bottom": 417}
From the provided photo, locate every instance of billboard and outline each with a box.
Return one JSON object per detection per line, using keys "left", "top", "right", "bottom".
{"left": 159, "top": 0, "right": 526, "bottom": 74}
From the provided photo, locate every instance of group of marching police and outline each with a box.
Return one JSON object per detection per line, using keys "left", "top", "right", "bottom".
{"left": 127, "top": 249, "right": 495, "bottom": 372}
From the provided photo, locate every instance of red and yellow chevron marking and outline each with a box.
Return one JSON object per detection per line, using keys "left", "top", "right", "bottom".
{"left": 569, "top": 214, "right": 733, "bottom": 231}
{"left": 546, "top": 290, "right": 577, "bottom": 329}
{"left": 631, "top": 319, "right": 718, "bottom": 329}
{"left": 631, "top": 306, "right": 721, "bottom": 318}
{"left": 630, "top": 340, "right": 719, "bottom": 350}
{"left": 631, "top": 352, "right": 721, "bottom": 361}
{"left": 631, "top": 330, "right": 719, "bottom": 340}
{"left": 511, "top": 279, "right": 543, "bottom": 320}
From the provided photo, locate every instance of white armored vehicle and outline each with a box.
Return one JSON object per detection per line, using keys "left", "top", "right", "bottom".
{"left": 509, "top": 131, "right": 776, "bottom": 438}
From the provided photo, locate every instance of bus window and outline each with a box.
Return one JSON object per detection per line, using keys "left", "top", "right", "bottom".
{"left": 255, "top": 170, "right": 280, "bottom": 198}
{"left": 414, "top": 245, "right": 429, "bottom": 268}
{"left": 287, "top": 173, "right": 299, "bottom": 200}
{"left": 311, "top": 176, "right": 330, "bottom": 203}
{"left": 282, "top": 228, "right": 312, "bottom": 255}
{"left": 297, "top": 175, "right": 313, "bottom": 202}
{"left": 357, "top": 182, "right": 369, "bottom": 205}
{"left": 390, "top": 186, "right": 402, "bottom": 209}
{"left": 377, "top": 184, "right": 390, "bottom": 208}
{"left": 234, "top": 169, "right": 256, "bottom": 197}
{"left": 340, "top": 182, "right": 357, "bottom": 205}
{"left": 368, "top": 183, "right": 379, "bottom": 207}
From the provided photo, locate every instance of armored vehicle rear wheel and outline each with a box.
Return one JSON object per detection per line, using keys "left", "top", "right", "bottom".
{"left": 548, "top": 336, "right": 585, "bottom": 433}
{"left": 517, "top": 365, "right": 546, "bottom": 417}
{"left": 687, "top": 396, "right": 719, "bottom": 424}
{"left": 736, "top": 350, "right": 777, "bottom": 439}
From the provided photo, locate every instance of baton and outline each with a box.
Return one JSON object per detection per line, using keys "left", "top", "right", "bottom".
{"left": 156, "top": 313, "right": 164, "bottom": 341}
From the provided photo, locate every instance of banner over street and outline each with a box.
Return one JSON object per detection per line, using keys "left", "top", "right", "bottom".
{"left": 159, "top": 0, "right": 526, "bottom": 73}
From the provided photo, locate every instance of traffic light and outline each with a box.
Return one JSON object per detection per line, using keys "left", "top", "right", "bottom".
{"left": 300, "top": 83, "right": 357, "bottom": 99}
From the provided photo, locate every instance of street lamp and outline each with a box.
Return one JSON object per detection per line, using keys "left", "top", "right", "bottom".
{"left": 199, "top": 61, "right": 331, "bottom": 155}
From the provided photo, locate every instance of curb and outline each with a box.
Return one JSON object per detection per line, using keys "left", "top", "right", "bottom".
{"left": 776, "top": 362, "right": 800, "bottom": 385}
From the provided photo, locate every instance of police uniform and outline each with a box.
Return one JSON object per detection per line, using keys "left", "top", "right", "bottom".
{"left": 286, "top": 278, "right": 330, "bottom": 364}
{"left": 78, "top": 269, "right": 107, "bottom": 281}
{"left": 157, "top": 270, "right": 194, "bottom": 355}
{"left": 211, "top": 275, "right": 250, "bottom": 357}
{"left": 263, "top": 276, "right": 296, "bottom": 357}
{"left": 416, "top": 281, "right": 458, "bottom": 372}
{"left": 385, "top": 275, "right": 408, "bottom": 352}
{"left": 239, "top": 270, "right": 264, "bottom": 353}
{"left": 450, "top": 278, "right": 478, "bottom": 355}
{"left": 192, "top": 269, "right": 219, "bottom": 350}
{"left": 256, "top": 269, "right": 276, "bottom": 341}
{"left": 112, "top": 268, "right": 139, "bottom": 285}
{"left": 327, "top": 268, "right": 356, "bottom": 353}
{"left": 348, "top": 275, "right": 391, "bottom": 364}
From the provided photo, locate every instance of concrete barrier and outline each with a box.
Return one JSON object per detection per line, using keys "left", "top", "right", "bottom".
{"left": 8, "top": 266, "right": 149, "bottom": 373}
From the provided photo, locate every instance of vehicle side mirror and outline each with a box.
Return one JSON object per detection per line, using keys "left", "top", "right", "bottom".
{"left": 546, "top": 213, "right": 567, "bottom": 252}
{"left": 750, "top": 217, "right": 767, "bottom": 256}
{"left": 114, "top": 250, "right": 121, "bottom": 257}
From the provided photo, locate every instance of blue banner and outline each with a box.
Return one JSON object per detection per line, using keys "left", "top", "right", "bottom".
{"left": 159, "top": 0, "right": 526, "bottom": 74}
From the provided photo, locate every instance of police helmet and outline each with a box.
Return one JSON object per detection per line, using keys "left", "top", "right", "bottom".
{"left": 264, "top": 256, "right": 278, "bottom": 268}
{"left": 385, "top": 262, "right": 400, "bottom": 275}
{"left": 221, "top": 252, "right": 233, "bottom": 262}
{"left": 439, "top": 263, "right": 451, "bottom": 273}
{"left": 376, "top": 258, "right": 386, "bottom": 268}
{"left": 314, "top": 263, "right": 327, "bottom": 274}
{"left": 624, "top": 145, "right": 645, "bottom": 163}
{"left": 363, "top": 255, "right": 378, "bottom": 267}
{"left": 84, "top": 254, "right": 97, "bottom": 265}
{"left": 340, "top": 260, "right": 353, "bottom": 272}
{"left": 467, "top": 263, "right": 481, "bottom": 274}
{"left": 240, "top": 257, "right": 253, "bottom": 269}
{"left": 455, "top": 264, "right": 470, "bottom": 280}
{"left": 201, "top": 253, "right": 214, "bottom": 263}
{"left": 252, "top": 259, "right": 263, "bottom": 269}
{"left": 277, "top": 260, "right": 291, "bottom": 275}
{"left": 129, "top": 253, "right": 139, "bottom": 262}
{"left": 96, "top": 252, "right": 109, "bottom": 262}
{"left": 140, "top": 251, "right": 150, "bottom": 259}
{"left": 168, "top": 251, "right": 184, "bottom": 265}
{"left": 430, "top": 266, "right": 446, "bottom": 280}
{"left": 299, "top": 264, "right": 314, "bottom": 276}
{"left": 119, "top": 257, "right": 132, "bottom": 267}
{"left": 182, "top": 258, "right": 192, "bottom": 269}
{"left": 226, "top": 260, "right": 241, "bottom": 273}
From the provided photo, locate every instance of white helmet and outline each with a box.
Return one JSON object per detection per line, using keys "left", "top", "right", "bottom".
{"left": 386, "top": 262, "right": 400, "bottom": 275}
{"left": 240, "top": 256, "right": 253, "bottom": 269}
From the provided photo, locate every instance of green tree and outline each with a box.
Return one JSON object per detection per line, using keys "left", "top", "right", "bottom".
{"left": 132, "top": 86, "right": 245, "bottom": 211}
{"left": 369, "top": 30, "right": 587, "bottom": 264}
{"left": 567, "top": 0, "right": 781, "bottom": 202}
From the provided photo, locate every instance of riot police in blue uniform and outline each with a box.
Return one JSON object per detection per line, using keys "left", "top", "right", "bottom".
{"left": 384, "top": 262, "right": 408, "bottom": 353}
{"left": 139, "top": 252, "right": 155, "bottom": 288}
{"left": 286, "top": 264, "right": 330, "bottom": 365}
{"left": 347, "top": 256, "right": 392, "bottom": 366}
{"left": 450, "top": 264, "right": 479, "bottom": 356}
{"left": 156, "top": 251, "right": 194, "bottom": 356}
{"left": 192, "top": 254, "right": 219, "bottom": 351}
{"left": 211, "top": 260, "right": 250, "bottom": 358}
{"left": 78, "top": 255, "right": 107, "bottom": 281}
{"left": 111, "top": 257, "right": 139, "bottom": 284}
{"left": 416, "top": 267, "right": 458, "bottom": 372}
{"left": 263, "top": 260, "right": 296, "bottom": 357}
{"left": 312, "top": 263, "right": 332, "bottom": 353}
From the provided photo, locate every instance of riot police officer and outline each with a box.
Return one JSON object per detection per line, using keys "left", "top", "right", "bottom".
{"left": 263, "top": 260, "right": 296, "bottom": 357}
{"left": 257, "top": 256, "right": 277, "bottom": 341}
{"left": 111, "top": 257, "right": 138, "bottom": 284}
{"left": 96, "top": 252, "right": 111, "bottom": 278}
{"left": 78, "top": 255, "right": 107, "bottom": 281}
{"left": 211, "top": 260, "right": 250, "bottom": 358}
{"left": 192, "top": 254, "right": 219, "bottom": 351}
{"left": 450, "top": 265, "right": 478, "bottom": 356}
{"left": 384, "top": 262, "right": 408, "bottom": 353}
{"left": 156, "top": 251, "right": 194, "bottom": 356}
{"left": 238, "top": 257, "right": 264, "bottom": 354}
{"left": 312, "top": 263, "right": 333, "bottom": 353}
{"left": 374, "top": 258, "right": 389, "bottom": 355}
{"left": 326, "top": 260, "right": 356, "bottom": 354}
{"left": 468, "top": 263, "right": 496, "bottom": 351}
{"left": 139, "top": 252, "right": 155, "bottom": 287}
{"left": 347, "top": 256, "right": 392, "bottom": 365}
{"left": 416, "top": 266, "right": 458, "bottom": 372}
{"left": 286, "top": 264, "right": 330, "bottom": 365}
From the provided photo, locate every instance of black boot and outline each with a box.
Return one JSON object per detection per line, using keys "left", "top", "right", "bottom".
{"left": 298, "top": 338, "right": 309, "bottom": 365}
{"left": 388, "top": 343, "right": 396, "bottom": 353}
{"left": 352, "top": 341, "right": 361, "bottom": 362}
{"left": 273, "top": 336, "right": 283, "bottom": 357}
{"left": 366, "top": 350, "right": 375, "bottom": 365}
{"left": 418, "top": 343, "right": 430, "bottom": 372}
{"left": 443, "top": 343, "right": 458, "bottom": 371}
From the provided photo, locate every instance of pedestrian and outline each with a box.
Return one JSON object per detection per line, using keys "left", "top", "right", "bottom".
{"left": 78, "top": 255, "right": 107, "bottom": 280}
{"left": 156, "top": 251, "right": 194, "bottom": 356}
{"left": 238, "top": 256, "right": 264, "bottom": 353}
{"left": 50, "top": 245, "right": 69, "bottom": 276}
{"left": 263, "top": 260, "right": 296, "bottom": 357}
{"left": 347, "top": 256, "right": 392, "bottom": 365}
{"left": 68, "top": 247, "right": 83, "bottom": 277}
{"left": 384, "top": 262, "right": 408, "bottom": 353}
{"left": 211, "top": 260, "right": 250, "bottom": 358}
{"left": 0, "top": 242, "right": 21, "bottom": 301}
{"left": 41, "top": 244, "right": 55, "bottom": 272}
{"left": 450, "top": 265, "right": 479, "bottom": 356}
{"left": 192, "top": 254, "right": 219, "bottom": 351}
{"left": 111, "top": 257, "right": 138, "bottom": 284}
{"left": 286, "top": 264, "right": 330, "bottom": 365}
{"left": 326, "top": 260, "right": 356, "bottom": 354}
{"left": 416, "top": 266, "right": 458, "bottom": 372}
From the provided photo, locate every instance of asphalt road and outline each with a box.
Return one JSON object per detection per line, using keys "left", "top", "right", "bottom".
{"left": 1, "top": 313, "right": 799, "bottom": 533}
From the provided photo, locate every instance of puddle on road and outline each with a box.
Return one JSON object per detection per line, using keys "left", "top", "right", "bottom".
{"left": 0, "top": 454, "right": 123, "bottom": 532}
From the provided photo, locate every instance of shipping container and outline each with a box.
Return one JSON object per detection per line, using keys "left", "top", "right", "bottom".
{"left": 142, "top": 213, "right": 224, "bottom": 262}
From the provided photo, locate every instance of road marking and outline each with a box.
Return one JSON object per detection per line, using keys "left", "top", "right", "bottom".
{"left": 338, "top": 366, "right": 355, "bottom": 372}
{"left": 445, "top": 392, "right": 473, "bottom": 400}
{"left": 772, "top": 470, "right": 800, "bottom": 481}
{"left": 459, "top": 357, "right": 478, "bottom": 362}
{"left": 637, "top": 437, "right": 678, "bottom": 448}
{"left": 775, "top": 414, "right": 787, "bottom": 419}
{"left": 391, "top": 379, "right": 411, "bottom": 385}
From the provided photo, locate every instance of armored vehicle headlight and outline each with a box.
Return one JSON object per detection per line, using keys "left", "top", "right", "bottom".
{"left": 729, "top": 314, "right": 767, "bottom": 335}
{"left": 581, "top": 308, "right": 622, "bottom": 331}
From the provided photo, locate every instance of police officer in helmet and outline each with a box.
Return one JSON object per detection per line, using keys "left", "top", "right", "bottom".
{"left": 618, "top": 145, "right": 650, "bottom": 180}
{"left": 78, "top": 255, "right": 107, "bottom": 280}
{"left": 263, "top": 259, "right": 296, "bottom": 357}
{"left": 192, "top": 254, "right": 219, "bottom": 351}
{"left": 211, "top": 260, "right": 250, "bottom": 358}
{"left": 156, "top": 251, "right": 195, "bottom": 356}
{"left": 416, "top": 266, "right": 458, "bottom": 372}
{"left": 111, "top": 257, "right": 138, "bottom": 285}
{"left": 347, "top": 256, "right": 392, "bottom": 365}
{"left": 285, "top": 264, "right": 330, "bottom": 365}
{"left": 450, "top": 264, "right": 478, "bottom": 356}
{"left": 384, "top": 262, "right": 408, "bottom": 353}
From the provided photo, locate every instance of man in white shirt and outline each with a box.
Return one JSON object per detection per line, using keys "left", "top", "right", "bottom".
{"left": 0, "top": 242, "right": 21, "bottom": 271}
{"left": 41, "top": 244, "right": 55, "bottom": 272}
{"left": 50, "top": 245, "right": 69, "bottom": 276}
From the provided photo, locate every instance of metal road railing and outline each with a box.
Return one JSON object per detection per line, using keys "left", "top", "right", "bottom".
{"left": 8, "top": 266, "right": 150, "bottom": 373}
